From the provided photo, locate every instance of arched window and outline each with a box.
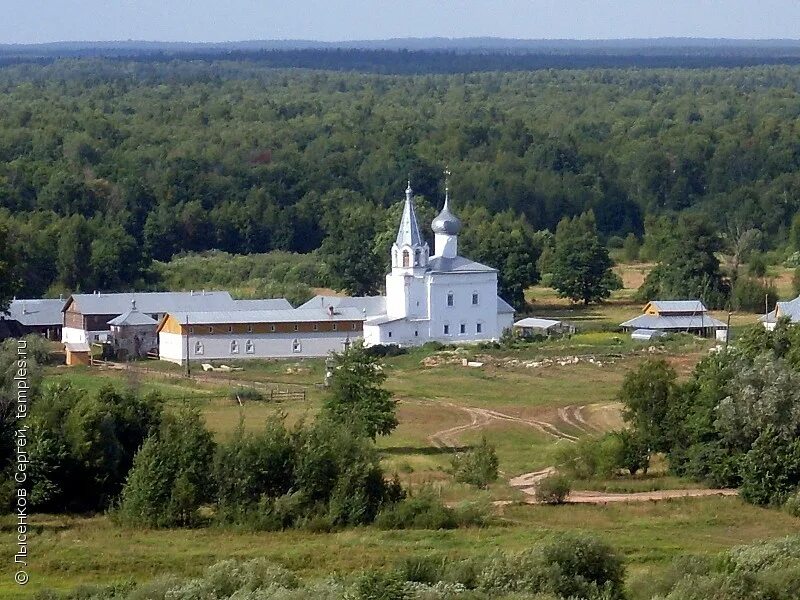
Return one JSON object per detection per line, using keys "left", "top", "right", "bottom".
{"left": 414, "top": 249, "right": 421, "bottom": 266}
{"left": 472, "top": 291, "right": 479, "bottom": 305}
{"left": 194, "top": 340, "right": 204, "bottom": 355}
{"left": 402, "top": 250, "right": 410, "bottom": 267}
{"left": 447, "top": 291, "right": 454, "bottom": 307}
{"left": 230, "top": 340, "right": 239, "bottom": 354}
{"left": 245, "top": 340, "right": 255, "bottom": 354}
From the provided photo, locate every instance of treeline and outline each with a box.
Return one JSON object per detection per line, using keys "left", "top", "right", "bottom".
{"left": 2, "top": 60, "right": 800, "bottom": 300}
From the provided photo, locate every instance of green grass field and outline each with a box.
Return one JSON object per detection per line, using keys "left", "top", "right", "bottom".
{"left": 8, "top": 279, "right": 800, "bottom": 599}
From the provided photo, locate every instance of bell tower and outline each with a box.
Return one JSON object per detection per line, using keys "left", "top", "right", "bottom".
{"left": 386, "top": 182, "right": 429, "bottom": 319}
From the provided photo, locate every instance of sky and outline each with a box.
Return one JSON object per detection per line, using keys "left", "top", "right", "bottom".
{"left": 3, "top": 1, "right": 800, "bottom": 44}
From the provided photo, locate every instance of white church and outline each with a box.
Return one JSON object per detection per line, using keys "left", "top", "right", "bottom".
{"left": 304, "top": 182, "right": 514, "bottom": 346}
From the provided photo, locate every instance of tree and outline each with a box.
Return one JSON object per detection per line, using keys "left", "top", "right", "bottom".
{"left": 322, "top": 342, "right": 397, "bottom": 440}
{"left": 319, "top": 192, "right": 384, "bottom": 296}
{"left": 638, "top": 215, "right": 729, "bottom": 308}
{"left": 451, "top": 436, "right": 499, "bottom": 488}
{"left": 550, "top": 211, "right": 618, "bottom": 305}
{"left": 618, "top": 359, "right": 677, "bottom": 453}
{"left": 622, "top": 233, "right": 640, "bottom": 262}
{"left": 740, "top": 426, "right": 800, "bottom": 506}
{"left": 116, "top": 407, "right": 215, "bottom": 527}
{"left": 0, "top": 222, "right": 18, "bottom": 313}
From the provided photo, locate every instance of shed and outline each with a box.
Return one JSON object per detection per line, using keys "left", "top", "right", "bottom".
{"left": 64, "top": 342, "right": 91, "bottom": 366}
{"left": 513, "top": 317, "right": 575, "bottom": 337}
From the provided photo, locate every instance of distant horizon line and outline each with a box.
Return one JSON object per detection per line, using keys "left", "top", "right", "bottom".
{"left": 4, "top": 36, "right": 800, "bottom": 47}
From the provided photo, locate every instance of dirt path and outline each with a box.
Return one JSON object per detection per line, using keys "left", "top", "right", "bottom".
{"left": 427, "top": 401, "right": 579, "bottom": 448}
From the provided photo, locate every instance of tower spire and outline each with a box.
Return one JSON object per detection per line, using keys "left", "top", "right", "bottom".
{"left": 395, "top": 181, "right": 423, "bottom": 248}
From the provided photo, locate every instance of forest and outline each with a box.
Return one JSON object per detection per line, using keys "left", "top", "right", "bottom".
{"left": 1, "top": 58, "right": 800, "bottom": 303}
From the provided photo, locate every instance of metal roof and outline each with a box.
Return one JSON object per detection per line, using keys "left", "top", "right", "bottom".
{"left": 299, "top": 295, "right": 386, "bottom": 317}
{"left": 395, "top": 183, "right": 425, "bottom": 248}
{"left": 165, "top": 306, "right": 366, "bottom": 326}
{"left": 428, "top": 255, "right": 496, "bottom": 273}
{"left": 497, "top": 296, "right": 515, "bottom": 314}
{"left": 66, "top": 291, "right": 236, "bottom": 315}
{"left": 231, "top": 298, "right": 294, "bottom": 310}
{"left": 3, "top": 298, "right": 65, "bottom": 326}
{"left": 64, "top": 342, "right": 91, "bottom": 352}
{"left": 621, "top": 313, "right": 727, "bottom": 330}
{"left": 514, "top": 317, "right": 562, "bottom": 329}
{"left": 107, "top": 310, "right": 158, "bottom": 326}
{"left": 364, "top": 315, "right": 406, "bottom": 326}
{"left": 647, "top": 300, "right": 708, "bottom": 314}
{"left": 631, "top": 329, "right": 667, "bottom": 340}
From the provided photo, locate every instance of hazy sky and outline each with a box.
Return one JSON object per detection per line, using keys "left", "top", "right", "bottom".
{"left": 4, "top": 1, "right": 800, "bottom": 44}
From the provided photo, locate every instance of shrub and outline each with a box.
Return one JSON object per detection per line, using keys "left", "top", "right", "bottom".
{"left": 740, "top": 426, "right": 800, "bottom": 506}
{"left": 397, "top": 555, "right": 448, "bottom": 585}
{"left": 785, "top": 492, "right": 800, "bottom": 517}
{"left": 555, "top": 434, "right": 622, "bottom": 480}
{"left": 614, "top": 429, "right": 650, "bottom": 475}
{"left": 353, "top": 571, "right": 409, "bottom": 600}
{"left": 535, "top": 474, "right": 571, "bottom": 504}
{"left": 229, "top": 386, "right": 264, "bottom": 403}
{"left": 375, "top": 490, "right": 486, "bottom": 530}
{"left": 623, "top": 233, "right": 640, "bottom": 262}
{"left": 451, "top": 436, "right": 499, "bottom": 489}
{"left": 365, "top": 344, "right": 408, "bottom": 358}
{"left": 747, "top": 252, "right": 768, "bottom": 277}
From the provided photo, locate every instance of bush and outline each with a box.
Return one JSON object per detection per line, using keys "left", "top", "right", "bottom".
{"left": 353, "top": 571, "right": 409, "bottom": 600}
{"left": 375, "top": 489, "right": 485, "bottom": 530}
{"left": 229, "top": 386, "right": 264, "bottom": 403}
{"left": 364, "top": 344, "right": 408, "bottom": 358}
{"left": 535, "top": 474, "right": 571, "bottom": 504}
{"left": 451, "top": 436, "right": 499, "bottom": 489}
{"left": 396, "top": 555, "right": 448, "bottom": 585}
{"left": 623, "top": 233, "right": 640, "bottom": 262}
{"left": 614, "top": 429, "right": 650, "bottom": 475}
{"left": 747, "top": 253, "right": 768, "bottom": 277}
{"left": 556, "top": 434, "right": 622, "bottom": 480}
{"left": 785, "top": 492, "right": 800, "bottom": 517}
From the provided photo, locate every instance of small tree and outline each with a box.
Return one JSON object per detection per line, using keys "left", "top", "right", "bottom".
{"left": 550, "top": 212, "right": 618, "bottom": 305}
{"left": 623, "top": 233, "right": 640, "bottom": 262}
{"left": 614, "top": 430, "right": 650, "bottom": 475}
{"left": 618, "top": 359, "right": 677, "bottom": 454}
{"left": 451, "top": 436, "right": 499, "bottom": 488}
{"left": 323, "top": 342, "right": 397, "bottom": 440}
{"left": 117, "top": 407, "right": 215, "bottom": 527}
{"left": 535, "top": 473, "right": 571, "bottom": 504}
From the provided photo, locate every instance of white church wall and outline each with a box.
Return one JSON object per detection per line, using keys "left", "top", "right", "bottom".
{"left": 426, "top": 272, "right": 501, "bottom": 341}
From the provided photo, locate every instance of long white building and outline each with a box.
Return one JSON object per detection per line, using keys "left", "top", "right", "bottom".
{"left": 354, "top": 183, "right": 514, "bottom": 346}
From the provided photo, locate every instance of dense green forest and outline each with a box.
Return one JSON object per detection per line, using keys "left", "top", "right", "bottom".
{"left": 2, "top": 59, "right": 800, "bottom": 301}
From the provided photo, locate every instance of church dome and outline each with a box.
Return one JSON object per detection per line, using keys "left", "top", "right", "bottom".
{"left": 431, "top": 195, "right": 461, "bottom": 235}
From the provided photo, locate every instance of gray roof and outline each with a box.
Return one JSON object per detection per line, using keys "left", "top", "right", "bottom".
{"left": 299, "top": 295, "right": 386, "bottom": 317}
{"left": 762, "top": 296, "right": 800, "bottom": 323}
{"left": 428, "top": 255, "right": 497, "bottom": 273}
{"left": 166, "top": 306, "right": 366, "bottom": 326}
{"left": 621, "top": 314, "right": 727, "bottom": 330}
{"left": 647, "top": 300, "right": 708, "bottom": 314}
{"left": 231, "top": 298, "right": 293, "bottom": 310}
{"left": 66, "top": 291, "right": 236, "bottom": 315}
{"left": 514, "top": 317, "right": 562, "bottom": 329}
{"left": 107, "top": 310, "right": 158, "bottom": 326}
{"left": 395, "top": 184, "right": 425, "bottom": 248}
{"left": 3, "top": 298, "right": 65, "bottom": 326}
{"left": 497, "top": 296, "right": 515, "bottom": 314}
{"left": 364, "top": 314, "right": 406, "bottom": 326}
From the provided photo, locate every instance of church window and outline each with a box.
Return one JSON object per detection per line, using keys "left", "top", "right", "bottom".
{"left": 270, "top": 324, "right": 275, "bottom": 332}
{"left": 332, "top": 323, "right": 338, "bottom": 331}
{"left": 402, "top": 250, "right": 410, "bottom": 267}
{"left": 194, "top": 340, "right": 204, "bottom": 355}
{"left": 414, "top": 330, "right": 418, "bottom": 337}
{"left": 293, "top": 324, "right": 299, "bottom": 331}
{"left": 247, "top": 324, "right": 253, "bottom": 333}
{"left": 460, "top": 323, "right": 466, "bottom": 334}
{"left": 472, "top": 292, "right": 479, "bottom": 305}
{"left": 228, "top": 326, "right": 233, "bottom": 333}
{"left": 351, "top": 323, "right": 357, "bottom": 330}
{"left": 245, "top": 340, "right": 255, "bottom": 354}
{"left": 447, "top": 292, "right": 454, "bottom": 307}
{"left": 313, "top": 323, "right": 318, "bottom": 331}
{"left": 189, "top": 327, "right": 194, "bottom": 334}
{"left": 230, "top": 340, "right": 239, "bottom": 354}
{"left": 292, "top": 339, "right": 302, "bottom": 353}
{"left": 443, "top": 324, "right": 450, "bottom": 335}
{"left": 477, "top": 323, "right": 483, "bottom": 334}
{"left": 388, "top": 331, "right": 392, "bottom": 338}
{"left": 208, "top": 326, "right": 214, "bottom": 333}
{"left": 414, "top": 249, "right": 421, "bottom": 266}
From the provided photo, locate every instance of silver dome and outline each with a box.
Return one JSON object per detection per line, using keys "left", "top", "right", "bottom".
{"left": 431, "top": 194, "right": 461, "bottom": 235}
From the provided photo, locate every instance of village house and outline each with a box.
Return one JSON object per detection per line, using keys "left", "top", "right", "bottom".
{"left": 0, "top": 298, "right": 65, "bottom": 340}
{"left": 761, "top": 295, "right": 800, "bottom": 330}
{"left": 620, "top": 300, "right": 728, "bottom": 340}
{"left": 157, "top": 305, "right": 365, "bottom": 364}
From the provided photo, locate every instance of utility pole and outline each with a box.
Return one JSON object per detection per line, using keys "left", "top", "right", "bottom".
{"left": 725, "top": 311, "right": 732, "bottom": 350}
{"left": 185, "top": 314, "right": 191, "bottom": 378}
